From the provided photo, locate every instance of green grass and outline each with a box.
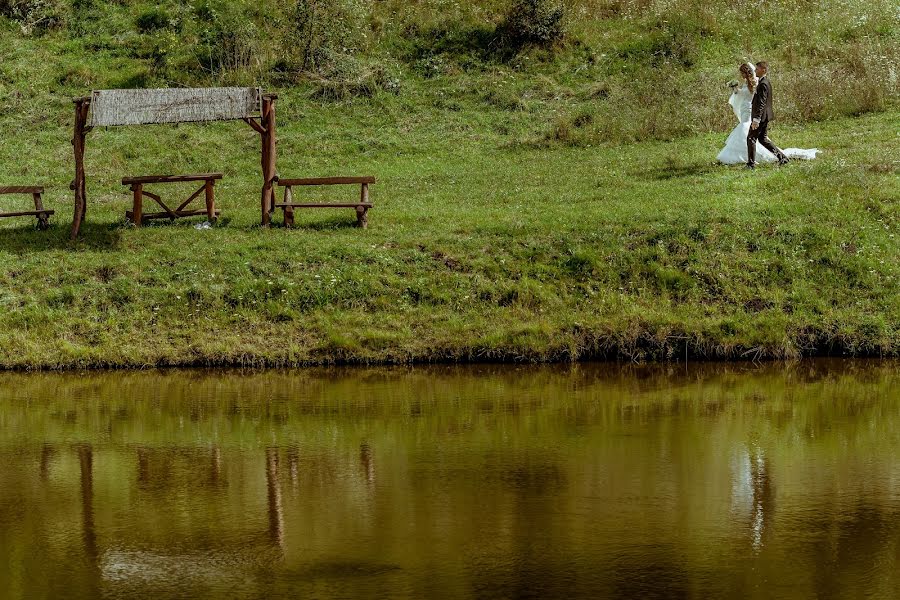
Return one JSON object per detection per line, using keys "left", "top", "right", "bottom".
{"left": 0, "top": 103, "right": 896, "bottom": 368}
{"left": 0, "top": 1, "right": 897, "bottom": 368}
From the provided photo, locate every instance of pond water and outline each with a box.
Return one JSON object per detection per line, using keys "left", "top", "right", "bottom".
{"left": 1, "top": 361, "right": 898, "bottom": 599}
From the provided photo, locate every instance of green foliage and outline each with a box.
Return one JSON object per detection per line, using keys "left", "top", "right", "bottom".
{"left": 194, "top": 0, "right": 261, "bottom": 75}
{"left": 286, "top": 0, "right": 368, "bottom": 73}
{"left": 135, "top": 6, "right": 172, "bottom": 33}
{"left": 0, "top": 0, "right": 67, "bottom": 33}
{"left": 498, "top": 0, "right": 565, "bottom": 49}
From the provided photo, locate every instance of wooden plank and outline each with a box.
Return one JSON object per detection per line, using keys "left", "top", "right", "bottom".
{"left": 278, "top": 177, "right": 376, "bottom": 187}
{"left": 122, "top": 173, "right": 224, "bottom": 185}
{"left": 89, "top": 88, "right": 261, "bottom": 127}
{"left": 0, "top": 210, "right": 55, "bottom": 218}
{"left": 273, "top": 203, "right": 374, "bottom": 209}
{"left": 126, "top": 209, "right": 221, "bottom": 221}
{"left": 0, "top": 186, "right": 44, "bottom": 194}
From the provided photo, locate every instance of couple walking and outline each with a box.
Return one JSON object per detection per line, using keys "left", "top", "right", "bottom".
{"left": 717, "top": 61, "right": 818, "bottom": 166}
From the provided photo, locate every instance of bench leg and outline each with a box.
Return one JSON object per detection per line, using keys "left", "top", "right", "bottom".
{"left": 33, "top": 192, "right": 50, "bottom": 230}
{"left": 356, "top": 206, "right": 368, "bottom": 229}
{"left": 357, "top": 183, "right": 369, "bottom": 229}
{"left": 204, "top": 180, "right": 216, "bottom": 223}
{"left": 284, "top": 206, "right": 295, "bottom": 228}
{"left": 283, "top": 186, "right": 294, "bottom": 228}
{"left": 132, "top": 184, "right": 143, "bottom": 227}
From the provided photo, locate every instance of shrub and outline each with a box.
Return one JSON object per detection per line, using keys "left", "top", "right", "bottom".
{"left": 194, "top": 1, "right": 261, "bottom": 74}
{"left": 286, "top": 0, "right": 368, "bottom": 74}
{"left": 136, "top": 7, "right": 172, "bottom": 33}
{"left": 0, "top": 0, "right": 66, "bottom": 33}
{"left": 499, "top": 0, "right": 565, "bottom": 50}
{"left": 309, "top": 58, "right": 401, "bottom": 100}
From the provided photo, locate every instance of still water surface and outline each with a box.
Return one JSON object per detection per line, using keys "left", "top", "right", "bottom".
{"left": 1, "top": 361, "right": 898, "bottom": 599}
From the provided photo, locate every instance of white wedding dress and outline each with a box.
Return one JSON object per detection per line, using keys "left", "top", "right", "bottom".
{"left": 717, "top": 85, "right": 819, "bottom": 164}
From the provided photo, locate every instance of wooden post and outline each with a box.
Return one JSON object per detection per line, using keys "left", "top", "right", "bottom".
{"left": 260, "top": 94, "right": 278, "bottom": 227}
{"left": 132, "top": 184, "right": 143, "bottom": 227}
{"left": 357, "top": 182, "right": 369, "bottom": 228}
{"left": 33, "top": 191, "right": 49, "bottom": 230}
{"left": 204, "top": 179, "right": 216, "bottom": 223}
{"left": 71, "top": 97, "right": 90, "bottom": 239}
{"left": 283, "top": 186, "right": 294, "bottom": 228}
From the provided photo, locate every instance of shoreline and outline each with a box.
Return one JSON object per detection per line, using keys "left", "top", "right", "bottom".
{"left": 1, "top": 340, "right": 895, "bottom": 372}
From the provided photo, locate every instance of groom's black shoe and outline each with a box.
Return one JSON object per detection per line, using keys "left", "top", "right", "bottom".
{"left": 778, "top": 156, "right": 790, "bottom": 166}
{"left": 746, "top": 163, "right": 755, "bottom": 170}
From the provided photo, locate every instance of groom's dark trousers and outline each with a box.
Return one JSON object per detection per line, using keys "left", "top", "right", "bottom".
{"left": 747, "top": 119, "right": 785, "bottom": 166}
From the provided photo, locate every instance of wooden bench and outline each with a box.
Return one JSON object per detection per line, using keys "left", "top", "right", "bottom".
{"left": 0, "top": 186, "right": 54, "bottom": 230}
{"left": 276, "top": 177, "right": 375, "bottom": 229}
{"left": 122, "top": 173, "right": 222, "bottom": 226}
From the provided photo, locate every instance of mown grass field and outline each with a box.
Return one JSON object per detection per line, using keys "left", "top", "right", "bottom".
{"left": 0, "top": 0, "right": 897, "bottom": 368}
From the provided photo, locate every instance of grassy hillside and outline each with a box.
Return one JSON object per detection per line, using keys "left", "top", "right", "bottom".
{"left": 0, "top": 0, "right": 897, "bottom": 368}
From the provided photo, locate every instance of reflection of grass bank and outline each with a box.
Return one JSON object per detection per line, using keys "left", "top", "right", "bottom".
{"left": 0, "top": 111, "right": 897, "bottom": 369}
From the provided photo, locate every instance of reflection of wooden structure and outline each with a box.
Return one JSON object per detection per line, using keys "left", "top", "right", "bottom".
{"left": 0, "top": 186, "right": 54, "bottom": 229}
{"left": 71, "top": 88, "right": 277, "bottom": 238}
{"left": 123, "top": 173, "right": 223, "bottom": 226}
{"left": 77, "top": 444, "right": 98, "bottom": 562}
{"left": 277, "top": 176, "right": 375, "bottom": 229}
{"left": 266, "top": 448, "right": 285, "bottom": 550}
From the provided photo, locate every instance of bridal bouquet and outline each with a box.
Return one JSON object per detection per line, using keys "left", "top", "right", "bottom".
{"left": 727, "top": 79, "right": 739, "bottom": 89}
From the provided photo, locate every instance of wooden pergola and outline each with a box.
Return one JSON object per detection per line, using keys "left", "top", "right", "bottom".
{"left": 70, "top": 87, "right": 277, "bottom": 239}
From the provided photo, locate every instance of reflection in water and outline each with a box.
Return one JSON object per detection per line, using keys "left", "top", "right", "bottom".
{"left": 266, "top": 448, "right": 285, "bottom": 552}
{"left": 0, "top": 360, "right": 897, "bottom": 599}
{"left": 360, "top": 442, "right": 375, "bottom": 486}
{"left": 40, "top": 443, "right": 54, "bottom": 480}
{"left": 77, "top": 444, "right": 98, "bottom": 565}
{"left": 749, "top": 445, "right": 773, "bottom": 552}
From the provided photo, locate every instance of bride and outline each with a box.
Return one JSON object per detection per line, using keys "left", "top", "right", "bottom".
{"left": 717, "top": 62, "right": 818, "bottom": 165}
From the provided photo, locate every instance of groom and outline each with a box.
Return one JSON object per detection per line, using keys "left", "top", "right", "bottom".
{"left": 747, "top": 61, "right": 788, "bottom": 169}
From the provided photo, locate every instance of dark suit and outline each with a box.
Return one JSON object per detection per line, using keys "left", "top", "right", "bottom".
{"left": 747, "top": 76, "right": 786, "bottom": 166}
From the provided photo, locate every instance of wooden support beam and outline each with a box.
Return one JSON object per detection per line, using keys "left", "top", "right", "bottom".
{"left": 243, "top": 117, "right": 266, "bottom": 135}
{"left": 33, "top": 192, "right": 50, "bottom": 230}
{"left": 176, "top": 184, "right": 207, "bottom": 213}
{"left": 122, "top": 173, "right": 223, "bottom": 185}
{"left": 132, "top": 183, "right": 143, "bottom": 226}
{"left": 141, "top": 189, "right": 179, "bottom": 219}
{"left": 259, "top": 95, "right": 277, "bottom": 227}
{"left": 283, "top": 187, "right": 294, "bottom": 228}
{"left": 125, "top": 209, "right": 221, "bottom": 221}
{"left": 204, "top": 179, "right": 216, "bottom": 222}
{"left": 175, "top": 183, "right": 206, "bottom": 213}
{"left": 70, "top": 98, "right": 90, "bottom": 239}
{"left": 277, "top": 176, "right": 376, "bottom": 186}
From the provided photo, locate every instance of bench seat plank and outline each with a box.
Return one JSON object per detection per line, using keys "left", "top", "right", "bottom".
{"left": 275, "top": 203, "right": 373, "bottom": 209}
{"left": 0, "top": 186, "right": 45, "bottom": 194}
{"left": 278, "top": 177, "right": 375, "bottom": 187}
{"left": 0, "top": 209, "right": 55, "bottom": 218}
{"left": 122, "top": 173, "right": 224, "bottom": 185}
